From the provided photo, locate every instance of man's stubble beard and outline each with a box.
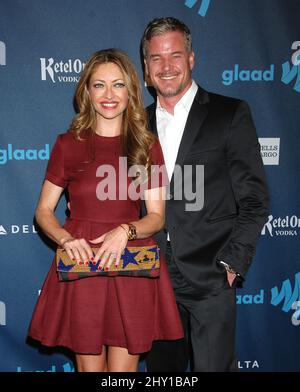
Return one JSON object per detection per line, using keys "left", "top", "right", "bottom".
{"left": 155, "top": 82, "right": 185, "bottom": 98}
{"left": 152, "top": 72, "right": 192, "bottom": 98}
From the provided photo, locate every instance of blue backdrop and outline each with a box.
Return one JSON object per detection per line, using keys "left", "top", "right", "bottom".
{"left": 0, "top": 0, "right": 299, "bottom": 372}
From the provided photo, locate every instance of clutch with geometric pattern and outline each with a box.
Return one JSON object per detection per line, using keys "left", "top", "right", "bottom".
{"left": 56, "top": 245, "right": 160, "bottom": 281}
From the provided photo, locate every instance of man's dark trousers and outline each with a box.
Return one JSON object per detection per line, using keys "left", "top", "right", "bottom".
{"left": 146, "top": 241, "right": 238, "bottom": 372}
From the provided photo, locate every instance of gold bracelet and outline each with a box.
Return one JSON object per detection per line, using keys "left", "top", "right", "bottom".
{"left": 127, "top": 223, "right": 137, "bottom": 240}
{"left": 59, "top": 237, "right": 74, "bottom": 247}
{"left": 119, "top": 224, "right": 129, "bottom": 238}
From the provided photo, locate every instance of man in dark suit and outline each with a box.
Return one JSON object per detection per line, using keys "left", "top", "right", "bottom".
{"left": 142, "top": 17, "right": 269, "bottom": 372}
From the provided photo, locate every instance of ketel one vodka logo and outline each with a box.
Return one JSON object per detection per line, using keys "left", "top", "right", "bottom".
{"left": 40, "top": 57, "right": 85, "bottom": 83}
{"left": 261, "top": 215, "right": 299, "bottom": 237}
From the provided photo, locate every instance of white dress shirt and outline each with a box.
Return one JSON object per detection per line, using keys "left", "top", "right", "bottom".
{"left": 156, "top": 80, "right": 198, "bottom": 240}
{"left": 156, "top": 80, "right": 198, "bottom": 181}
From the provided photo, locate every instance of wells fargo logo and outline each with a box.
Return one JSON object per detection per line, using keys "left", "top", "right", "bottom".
{"left": 0, "top": 41, "right": 6, "bottom": 66}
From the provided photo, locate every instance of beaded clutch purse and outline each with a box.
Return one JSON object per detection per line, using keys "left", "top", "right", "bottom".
{"left": 56, "top": 245, "right": 160, "bottom": 281}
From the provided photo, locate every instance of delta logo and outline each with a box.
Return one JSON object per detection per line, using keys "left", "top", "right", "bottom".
{"left": 0, "top": 224, "right": 38, "bottom": 236}
{"left": 0, "top": 144, "right": 49, "bottom": 165}
{"left": 222, "top": 41, "right": 300, "bottom": 93}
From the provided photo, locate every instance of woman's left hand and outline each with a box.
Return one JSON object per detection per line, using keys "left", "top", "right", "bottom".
{"left": 90, "top": 225, "right": 128, "bottom": 270}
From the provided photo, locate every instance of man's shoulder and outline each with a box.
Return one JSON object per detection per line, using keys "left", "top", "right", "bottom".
{"left": 145, "top": 87, "right": 247, "bottom": 113}
{"left": 205, "top": 89, "right": 244, "bottom": 108}
{"left": 198, "top": 88, "right": 250, "bottom": 120}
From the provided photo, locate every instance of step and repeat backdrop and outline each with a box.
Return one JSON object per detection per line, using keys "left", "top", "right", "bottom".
{"left": 0, "top": 0, "right": 299, "bottom": 372}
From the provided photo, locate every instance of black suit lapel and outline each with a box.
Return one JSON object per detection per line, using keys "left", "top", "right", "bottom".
{"left": 170, "top": 87, "right": 209, "bottom": 185}
{"left": 147, "top": 87, "right": 210, "bottom": 184}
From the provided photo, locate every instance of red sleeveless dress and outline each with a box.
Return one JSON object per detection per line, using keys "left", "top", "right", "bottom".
{"left": 28, "top": 131, "right": 183, "bottom": 355}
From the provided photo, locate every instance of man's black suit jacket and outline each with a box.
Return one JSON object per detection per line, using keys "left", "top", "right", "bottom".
{"left": 147, "top": 86, "right": 269, "bottom": 294}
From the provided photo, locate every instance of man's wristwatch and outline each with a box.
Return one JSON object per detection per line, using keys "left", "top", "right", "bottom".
{"left": 127, "top": 223, "right": 137, "bottom": 240}
{"left": 219, "top": 261, "right": 240, "bottom": 276}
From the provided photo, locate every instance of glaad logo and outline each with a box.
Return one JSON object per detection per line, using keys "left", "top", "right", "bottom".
{"left": 222, "top": 64, "right": 274, "bottom": 86}
{"left": 261, "top": 215, "right": 299, "bottom": 237}
{"left": 222, "top": 41, "right": 300, "bottom": 93}
{"left": 258, "top": 138, "right": 280, "bottom": 166}
{"left": 0, "top": 41, "right": 6, "bottom": 66}
{"left": 235, "top": 273, "right": 300, "bottom": 326}
{"left": 291, "top": 301, "right": 300, "bottom": 326}
{"left": 222, "top": 42, "right": 300, "bottom": 92}
{"left": 0, "top": 301, "right": 6, "bottom": 326}
{"left": 184, "top": 0, "right": 211, "bottom": 17}
{"left": 271, "top": 272, "right": 300, "bottom": 326}
{"left": 281, "top": 41, "right": 300, "bottom": 93}
{"left": 0, "top": 224, "right": 38, "bottom": 235}
{"left": 17, "top": 362, "right": 75, "bottom": 372}
{"left": 236, "top": 290, "right": 264, "bottom": 305}
{"left": 40, "top": 57, "right": 85, "bottom": 83}
{"left": 0, "top": 144, "right": 49, "bottom": 165}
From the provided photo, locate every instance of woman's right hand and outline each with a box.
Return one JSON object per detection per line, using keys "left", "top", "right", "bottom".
{"left": 60, "top": 237, "right": 94, "bottom": 265}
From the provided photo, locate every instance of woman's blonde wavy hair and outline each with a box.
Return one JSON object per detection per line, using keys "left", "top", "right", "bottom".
{"left": 69, "top": 49, "right": 155, "bottom": 179}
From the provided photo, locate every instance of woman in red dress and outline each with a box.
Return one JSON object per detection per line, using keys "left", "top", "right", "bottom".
{"left": 28, "top": 49, "right": 183, "bottom": 372}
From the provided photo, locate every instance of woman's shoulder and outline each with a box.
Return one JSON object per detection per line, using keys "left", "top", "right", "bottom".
{"left": 55, "top": 131, "right": 77, "bottom": 144}
{"left": 54, "top": 130, "right": 89, "bottom": 148}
